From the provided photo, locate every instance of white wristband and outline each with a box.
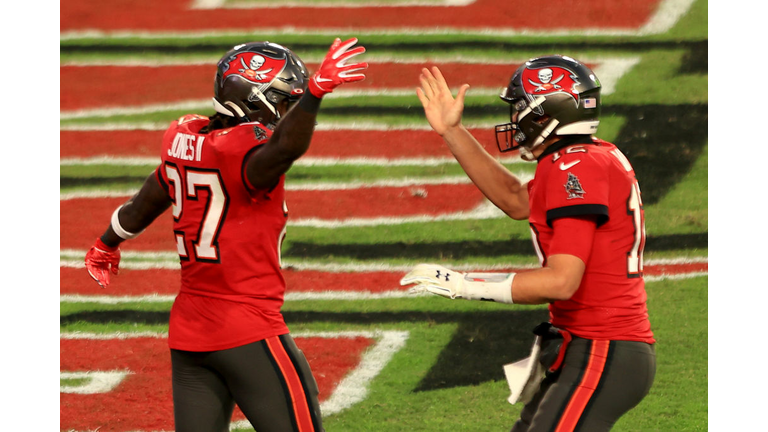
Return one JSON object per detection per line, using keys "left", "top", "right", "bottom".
{"left": 111, "top": 206, "right": 143, "bottom": 240}
{"left": 462, "top": 272, "right": 516, "bottom": 304}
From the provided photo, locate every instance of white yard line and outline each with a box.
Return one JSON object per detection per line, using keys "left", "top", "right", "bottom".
{"left": 59, "top": 120, "right": 449, "bottom": 131}
{"left": 60, "top": 250, "right": 708, "bottom": 271}
{"left": 61, "top": 55, "right": 562, "bottom": 67}
{"left": 308, "top": 330, "right": 409, "bottom": 417}
{"left": 59, "top": 57, "right": 636, "bottom": 121}
{"left": 60, "top": 267, "right": 706, "bottom": 304}
{"left": 59, "top": 155, "right": 523, "bottom": 168}
{"left": 287, "top": 200, "right": 507, "bottom": 227}
{"left": 62, "top": 198, "right": 508, "bottom": 228}
{"left": 59, "top": 174, "right": 531, "bottom": 200}
{"left": 60, "top": 254, "right": 707, "bottom": 303}
{"left": 60, "top": 370, "right": 132, "bottom": 394}
{"left": 61, "top": 90, "right": 500, "bottom": 120}
{"left": 61, "top": 0, "right": 695, "bottom": 39}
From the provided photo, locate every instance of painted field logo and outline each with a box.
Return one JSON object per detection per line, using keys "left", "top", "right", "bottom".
{"left": 60, "top": 331, "right": 407, "bottom": 432}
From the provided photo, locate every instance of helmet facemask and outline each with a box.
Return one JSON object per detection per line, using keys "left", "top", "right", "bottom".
{"left": 495, "top": 92, "right": 553, "bottom": 161}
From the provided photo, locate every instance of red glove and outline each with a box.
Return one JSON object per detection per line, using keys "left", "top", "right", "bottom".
{"left": 85, "top": 238, "right": 121, "bottom": 288}
{"left": 308, "top": 37, "right": 368, "bottom": 98}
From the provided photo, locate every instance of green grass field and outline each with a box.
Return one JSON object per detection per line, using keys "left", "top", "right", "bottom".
{"left": 60, "top": 0, "right": 708, "bottom": 430}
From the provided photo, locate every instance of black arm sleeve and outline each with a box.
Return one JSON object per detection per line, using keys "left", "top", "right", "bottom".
{"left": 100, "top": 170, "right": 172, "bottom": 247}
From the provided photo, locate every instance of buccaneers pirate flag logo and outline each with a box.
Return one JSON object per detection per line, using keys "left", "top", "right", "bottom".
{"left": 220, "top": 51, "right": 287, "bottom": 84}
{"left": 521, "top": 66, "right": 583, "bottom": 107}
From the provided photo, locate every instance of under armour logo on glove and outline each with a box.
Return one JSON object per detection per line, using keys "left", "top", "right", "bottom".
{"left": 401, "top": 264, "right": 465, "bottom": 299}
{"left": 401, "top": 264, "right": 516, "bottom": 304}
{"left": 308, "top": 38, "right": 368, "bottom": 98}
{"left": 435, "top": 270, "right": 450, "bottom": 281}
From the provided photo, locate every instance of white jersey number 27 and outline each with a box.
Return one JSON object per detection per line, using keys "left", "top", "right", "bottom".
{"left": 164, "top": 165, "right": 228, "bottom": 262}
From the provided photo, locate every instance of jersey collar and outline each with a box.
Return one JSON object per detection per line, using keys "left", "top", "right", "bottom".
{"left": 537, "top": 135, "right": 595, "bottom": 161}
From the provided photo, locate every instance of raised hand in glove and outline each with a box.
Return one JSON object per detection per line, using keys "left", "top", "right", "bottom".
{"left": 308, "top": 37, "right": 368, "bottom": 98}
{"left": 400, "top": 263, "right": 515, "bottom": 304}
{"left": 85, "top": 238, "right": 121, "bottom": 288}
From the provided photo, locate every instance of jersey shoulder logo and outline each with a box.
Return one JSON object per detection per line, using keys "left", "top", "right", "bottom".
{"left": 253, "top": 124, "right": 268, "bottom": 141}
{"left": 564, "top": 172, "right": 586, "bottom": 199}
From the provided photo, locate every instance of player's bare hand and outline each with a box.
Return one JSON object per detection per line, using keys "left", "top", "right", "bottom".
{"left": 416, "top": 67, "right": 470, "bottom": 137}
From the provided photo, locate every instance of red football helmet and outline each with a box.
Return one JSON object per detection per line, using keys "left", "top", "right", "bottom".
{"left": 213, "top": 42, "right": 309, "bottom": 127}
{"left": 495, "top": 55, "right": 601, "bottom": 160}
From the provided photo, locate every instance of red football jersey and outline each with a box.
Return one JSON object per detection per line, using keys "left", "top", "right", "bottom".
{"left": 155, "top": 114, "right": 289, "bottom": 351}
{"left": 527, "top": 137, "right": 654, "bottom": 343}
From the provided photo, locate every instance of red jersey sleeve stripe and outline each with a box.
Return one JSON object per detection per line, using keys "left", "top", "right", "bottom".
{"left": 555, "top": 340, "right": 611, "bottom": 432}
{"left": 264, "top": 336, "right": 317, "bottom": 432}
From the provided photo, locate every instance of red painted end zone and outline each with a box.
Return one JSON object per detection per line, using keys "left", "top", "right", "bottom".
{"left": 61, "top": 263, "right": 709, "bottom": 297}
{"left": 61, "top": 0, "right": 660, "bottom": 32}
{"left": 61, "top": 128, "right": 501, "bottom": 158}
{"left": 61, "top": 185, "right": 485, "bottom": 250}
{"left": 61, "top": 267, "right": 408, "bottom": 296}
{"left": 61, "top": 336, "right": 373, "bottom": 432}
{"left": 61, "top": 62, "right": 522, "bottom": 111}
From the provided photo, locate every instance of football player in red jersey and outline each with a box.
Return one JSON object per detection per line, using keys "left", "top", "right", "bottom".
{"left": 402, "top": 56, "right": 655, "bottom": 431}
{"left": 84, "top": 38, "right": 367, "bottom": 432}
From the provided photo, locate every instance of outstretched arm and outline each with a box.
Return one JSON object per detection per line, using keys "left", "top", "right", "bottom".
{"left": 401, "top": 216, "right": 597, "bottom": 305}
{"left": 400, "top": 254, "right": 585, "bottom": 305}
{"left": 245, "top": 38, "right": 367, "bottom": 190}
{"left": 85, "top": 172, "right": 172, "bottom": 288}
{"left": 417, "top": 66, "right": 530, "bottom": 220}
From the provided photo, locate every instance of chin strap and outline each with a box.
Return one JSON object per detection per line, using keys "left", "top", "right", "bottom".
{"left": 211, "top": 98, "right": 251, "bottom": 123}
{"left": 519, "top": 146, "right": 536, "bottom": 161}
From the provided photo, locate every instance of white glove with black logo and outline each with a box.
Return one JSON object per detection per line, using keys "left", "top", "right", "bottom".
{"left": 400, "top": 263, "right": 515, "bottom": 304}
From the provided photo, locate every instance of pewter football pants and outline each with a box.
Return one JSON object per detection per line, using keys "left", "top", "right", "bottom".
{"left": 171, "top": 334, "right": 324, "bottom": 432}
{"left": 511, "top": 338, "right": 656, "bottom": 432}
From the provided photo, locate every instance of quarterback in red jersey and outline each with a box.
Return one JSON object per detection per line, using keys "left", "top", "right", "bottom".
{"left": 402, "top": 56, "right": 655, "bottom": 431}
{"left": 85, "top": 38, "right": 367, "bottom": 432}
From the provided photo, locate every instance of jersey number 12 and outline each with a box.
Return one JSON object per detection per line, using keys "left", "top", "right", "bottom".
{"left": 611, "top": 149, "right": 645, "bottom": 277}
